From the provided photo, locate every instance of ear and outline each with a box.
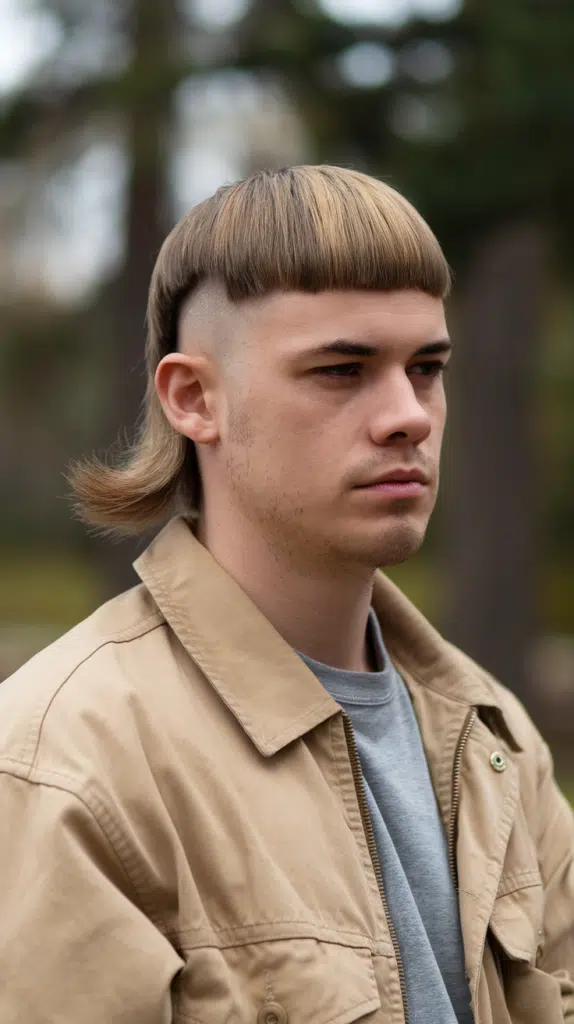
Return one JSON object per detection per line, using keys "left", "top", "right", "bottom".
{"left": 155, "top": 353, "right": 220, "bottom": 445}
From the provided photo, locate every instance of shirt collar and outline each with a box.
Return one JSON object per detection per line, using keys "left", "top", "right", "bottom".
{"left": 134, "top": 516, "right": 338, "bottom": 756}
{"left": 134, "top": 516, "right": 520, "bottom": 756}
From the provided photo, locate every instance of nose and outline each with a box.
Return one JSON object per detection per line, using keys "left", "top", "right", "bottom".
{"left": 368, "top": 370, "right": 432, "bottom": 447}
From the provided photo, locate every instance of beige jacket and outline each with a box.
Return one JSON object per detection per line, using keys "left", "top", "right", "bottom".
{"left": 1, "top": 516, "right": 573, "bottom": 1024}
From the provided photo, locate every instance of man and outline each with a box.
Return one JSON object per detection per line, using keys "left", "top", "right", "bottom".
{"left": 1, "top": 165, "right": 572, "bottom": 1024}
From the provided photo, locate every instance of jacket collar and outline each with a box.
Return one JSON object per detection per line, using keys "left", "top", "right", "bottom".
{"left": 134, "top": 516, "right": 519, "bottom": 756}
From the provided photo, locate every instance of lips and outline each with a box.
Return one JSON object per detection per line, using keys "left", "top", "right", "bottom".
{"left": 356, "top": 468, "right": 429, "bottom": 487}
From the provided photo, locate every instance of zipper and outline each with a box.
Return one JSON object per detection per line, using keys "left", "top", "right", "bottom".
{"left": 342, "top": 712, "right": 410, "bottom": 1024}
{"left": 447, "top": 707, "right": 477, "bottom": 885}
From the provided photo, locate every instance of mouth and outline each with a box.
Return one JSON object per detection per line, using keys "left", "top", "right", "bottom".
{"left": 353, "top": 469, "right": 429, "bottom": 499}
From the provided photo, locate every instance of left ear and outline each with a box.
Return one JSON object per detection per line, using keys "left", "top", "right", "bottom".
{"left": 154, "top": 353, "right": 220, "bottom": 445}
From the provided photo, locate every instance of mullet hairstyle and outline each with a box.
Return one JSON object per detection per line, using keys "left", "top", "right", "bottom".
{"left": 69, "top": 164, "right": 452, "bottom": 534}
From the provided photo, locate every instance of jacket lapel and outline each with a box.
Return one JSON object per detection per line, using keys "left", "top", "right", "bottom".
{"left": 456, "top": 722, "right": 520, "bottom": 1007}
{"left": 369, "top": 573, "right": 524, "bottom": 994}
{"left": 134, "top": 516, "right": 340, "bottom": 756}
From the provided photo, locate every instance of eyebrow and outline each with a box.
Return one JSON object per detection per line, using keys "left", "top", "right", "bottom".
{"left": 300, "top": 338, "right": 453, "bottom": 359}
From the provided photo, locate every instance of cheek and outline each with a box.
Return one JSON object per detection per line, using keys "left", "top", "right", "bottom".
{"left": 226, "top": 396, "right": 298, "bottom": 474}
{"left": 258, "top": 388, "right": 331, "bottom": 445}
{"left": 227, "top": 380, "right": 344, "bottom": 482}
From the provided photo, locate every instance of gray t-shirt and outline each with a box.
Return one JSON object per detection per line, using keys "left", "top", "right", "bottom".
{"left": 297, "top": 610, "right": 473, "bottom": 1024}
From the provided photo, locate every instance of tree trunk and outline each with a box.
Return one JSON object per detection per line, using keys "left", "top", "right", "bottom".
{"left": 444, "top": 220, "right": 548, "bottom": 705}
{"left": 99, "top": 0, "right": 177, "bottom": 595}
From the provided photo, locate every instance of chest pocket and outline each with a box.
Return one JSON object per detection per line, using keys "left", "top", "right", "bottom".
{"left": 489, "top": 792, "right": 545, "bottom": 968}
{"left": 488, "top": 885, "right": 563, "bottom": 1024}
{"left": 489, "top": 872, "right": 544, "bottom": 967}
{"left": 173, "top": 938, "right": 381, "bottom": 1024}
{"left": 486, "top": 814, "right": 564, "bottom": 1024}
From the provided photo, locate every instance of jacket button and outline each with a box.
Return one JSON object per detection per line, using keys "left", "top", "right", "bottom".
{"left": 490, "top": 751, "right": 507, "bottom": 772}
{"left": 257, "top": 1003, "right": 288, "bottom": 1024}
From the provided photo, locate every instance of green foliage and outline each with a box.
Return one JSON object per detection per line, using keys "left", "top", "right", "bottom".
{"left": 393, "top": 0, "right": 574, "bottom": 268}
{"left": 0, "top": 547, "right": 102, "bottom": 626}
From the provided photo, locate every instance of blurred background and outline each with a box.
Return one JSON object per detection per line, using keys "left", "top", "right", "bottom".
{"left": 1, "top": 0, "right": 574, "bottom": 781}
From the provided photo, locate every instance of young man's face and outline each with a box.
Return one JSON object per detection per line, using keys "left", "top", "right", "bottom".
{"left": 212, "top": 288, "right": 450, "bottom": 572}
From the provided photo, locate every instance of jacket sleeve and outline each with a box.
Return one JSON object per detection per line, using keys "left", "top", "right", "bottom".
{"left": 0, "top": 771, "right": 183, "bottom": 1024}
{"left": 535, "top": 740, "right": 574, "bottom": 1019}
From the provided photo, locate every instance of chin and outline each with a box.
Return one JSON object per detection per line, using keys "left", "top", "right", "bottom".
{"left": 347, "top": 519, "right": 427, "bottom": 569}
{"left": 376, "top": 533, "right": 424, "bottom": 567}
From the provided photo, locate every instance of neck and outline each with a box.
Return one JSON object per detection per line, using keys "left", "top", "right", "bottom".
{"left": 196, "top": 509, "right": 376, "bottom": 673}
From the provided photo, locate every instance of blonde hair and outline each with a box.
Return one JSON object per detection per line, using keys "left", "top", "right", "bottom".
{"left": 69, "top": 164, "right": 451, "bottom": 534}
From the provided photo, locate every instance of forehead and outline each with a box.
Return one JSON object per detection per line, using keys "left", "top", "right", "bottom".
{"left": 241, "top": 289, "right": 447, "bottom": 353}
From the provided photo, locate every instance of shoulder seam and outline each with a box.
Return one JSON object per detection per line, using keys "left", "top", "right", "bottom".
{"left": 0, "top": 760, "right": 172, "bottom": 938}
{"left": 18, "top": 614, "right": 165, "bottom": 770}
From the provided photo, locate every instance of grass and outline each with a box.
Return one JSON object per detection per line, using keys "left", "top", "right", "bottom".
{"left": 0, "top": 546, "right": 103, "bottom": 627}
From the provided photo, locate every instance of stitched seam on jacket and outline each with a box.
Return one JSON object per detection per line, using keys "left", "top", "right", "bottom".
{"left": 330, "top": 995, "right": 381, "bottom": 1024}
{"left": 387, "top": 649, "right": 470, "bottom": 705}
{"left": 18, "top": 615, "right": 164, "bottom": 771}
{"left": 496, "top": 870, "right": 542, "bottom": 898}
{"left": 472, "top": 775, "right": 520, "bottom": 1007}
{"left": 0, "top": 762, "right": 173, "bottom": 938}
{"left": 329, "top": 717, "right": 392, "bottom": 955}
{"left": 459, "top": 887, "right": 480, "bottom": 902}
{"left": 144, "top": 562, "right": 334, "bottom": 749}
{"left": 174, "top": 925, "right": 377, "bottom": 951}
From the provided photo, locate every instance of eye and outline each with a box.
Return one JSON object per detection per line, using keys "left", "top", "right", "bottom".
{"left": 313, "top": 363, "right": 363, "bottom": 379}
{"left": 409, "top": 360, "right": 447, "bottom": 379}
